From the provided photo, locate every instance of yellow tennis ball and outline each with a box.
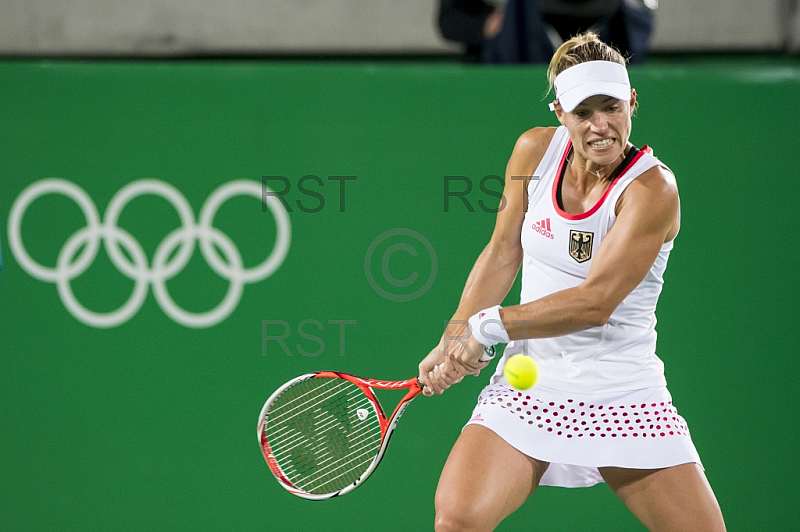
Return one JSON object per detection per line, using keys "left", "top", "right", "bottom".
{"left": 503, "top": 354, "right": 539, "bottom": 390}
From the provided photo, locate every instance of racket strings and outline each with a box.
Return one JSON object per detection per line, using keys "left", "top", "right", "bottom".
{"left": 267, "top": 378, "right": 341, "bottom": 425}
{"left": 275, "top": 399, "right": 380, "bottom": 482}
{"left": 268, "top": 380, "right": 346, "bottom": 441}
{"left": 298, "top": 401, "right": 384, "bottom": 490}
{"left": 264, "top": 377, "right": 383, "bottom": 495}
{"left": 272, "top": 394, "right": 375, "bottom": 460}
{"left": 272, "top": 382, "right": 381, "bottom": 493}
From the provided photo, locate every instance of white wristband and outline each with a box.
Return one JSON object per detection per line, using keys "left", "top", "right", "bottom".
{"left": 468, "top": 305, "right": 510, "bottom": 347}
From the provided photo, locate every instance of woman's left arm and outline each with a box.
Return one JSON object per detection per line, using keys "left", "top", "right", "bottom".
{"left": 447, "top": 166, "right": 679, "bottom": 374}
{"left": 504, "top": 166, "right": 680, "bottom": 338}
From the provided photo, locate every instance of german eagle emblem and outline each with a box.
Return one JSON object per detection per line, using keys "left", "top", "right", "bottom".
{"left": 569, "top": 230, "right": 594, "bottom": 263}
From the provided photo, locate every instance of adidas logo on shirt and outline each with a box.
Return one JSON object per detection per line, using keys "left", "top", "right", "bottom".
{"left": 533, "top": 218, "right": 555, "bottom": 239}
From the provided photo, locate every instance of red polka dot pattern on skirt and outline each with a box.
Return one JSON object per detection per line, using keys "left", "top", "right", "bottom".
{"left": 476, "top": 388, "right": 689, "bottom": 438}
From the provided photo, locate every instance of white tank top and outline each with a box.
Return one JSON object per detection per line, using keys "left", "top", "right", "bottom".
{"left": 493, "top": 126, "right": 674, "bottom": 393}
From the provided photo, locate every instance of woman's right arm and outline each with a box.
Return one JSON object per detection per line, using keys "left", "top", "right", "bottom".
{"left": 419, "top": 127, "right": 554, "bottom": 396}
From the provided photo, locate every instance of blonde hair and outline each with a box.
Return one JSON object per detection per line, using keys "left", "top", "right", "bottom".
{"left": 546, "top": 31, "right": 627, "bottom": 95}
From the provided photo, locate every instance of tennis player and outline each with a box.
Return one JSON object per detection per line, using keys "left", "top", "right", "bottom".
{"left": 418, "top": 32, "right": 726, "bottom": 531}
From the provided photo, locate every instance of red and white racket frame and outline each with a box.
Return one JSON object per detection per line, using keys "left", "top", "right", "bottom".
{"left": 257, "top": 371, "right": 422, "bottom": 500}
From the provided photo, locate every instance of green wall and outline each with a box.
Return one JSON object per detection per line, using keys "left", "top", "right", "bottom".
{"left": 1, "top": 59, "right": 798, "bottom": 530}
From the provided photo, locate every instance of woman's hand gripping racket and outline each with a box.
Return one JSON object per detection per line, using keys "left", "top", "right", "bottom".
{"left": 257, "top": 347, "right": 496, "bottom": 499}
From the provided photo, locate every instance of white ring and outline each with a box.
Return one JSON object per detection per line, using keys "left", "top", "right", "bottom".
{"left": 104, "top": 179, "right": 196, "bottom": 282}
{"left": 8, "top": 178, "right": 101, "bottom": 282}
{"left": 56, "top": 226, "right": 150, "bottom": 328}
{"left": 151, "top": 226, "right": 245, "bottom": 329}
{"left": 198, "top": 180, "right": 291, "bottom": 284}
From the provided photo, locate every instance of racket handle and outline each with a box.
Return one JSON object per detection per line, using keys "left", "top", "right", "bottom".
{"left": 478, "top": 345, "right": 496, "bottom": 362}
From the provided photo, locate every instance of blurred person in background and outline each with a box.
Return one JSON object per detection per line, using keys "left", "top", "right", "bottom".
{"left": 438, "top": 0, "right": 656, "bottom": 64}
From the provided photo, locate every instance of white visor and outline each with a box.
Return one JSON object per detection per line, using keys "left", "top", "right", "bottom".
{"left": 549, "top": 61, "right": 631, "bottom": 113}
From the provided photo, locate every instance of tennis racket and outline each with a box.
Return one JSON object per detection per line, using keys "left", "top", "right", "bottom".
{"left": 257, "top": 346, "right": 495, "bottom": 499}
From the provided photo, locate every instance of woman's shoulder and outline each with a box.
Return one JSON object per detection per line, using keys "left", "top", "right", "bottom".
{"left": 616, "top": 164, "right": 680, "bottom": 221}
{"left": 514, "top": 127, "right": 559, "bottom": 153}
{"left": 508, "top": 127, "right": 559, "bottom": 172}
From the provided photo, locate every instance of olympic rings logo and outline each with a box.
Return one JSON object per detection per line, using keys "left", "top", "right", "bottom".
{"left": 8, "top": 178, "right": 291, "bottom": 328}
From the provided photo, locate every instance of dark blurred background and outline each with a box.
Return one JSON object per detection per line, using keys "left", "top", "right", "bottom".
{"left": 0, "top": 0, "right": 797, "bottom": 58}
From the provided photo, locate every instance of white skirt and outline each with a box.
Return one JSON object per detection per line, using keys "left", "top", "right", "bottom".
{"left": 464, "top": 378, "right": 703, "bottom": 488}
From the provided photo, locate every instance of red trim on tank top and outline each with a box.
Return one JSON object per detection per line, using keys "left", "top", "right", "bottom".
{"left": 552, "top": 141, "right": 651, "bottom": 221}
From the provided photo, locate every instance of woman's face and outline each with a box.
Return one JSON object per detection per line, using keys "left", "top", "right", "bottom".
{"left": 556, "top": 90, "right": 637, "bottom": 167}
